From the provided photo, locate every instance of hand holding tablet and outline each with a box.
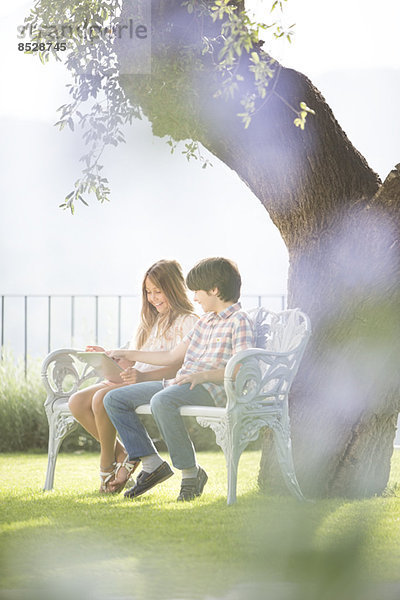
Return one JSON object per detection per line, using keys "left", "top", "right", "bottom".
{"left": 76, "top": 351, "right": 124, "bottom": 383}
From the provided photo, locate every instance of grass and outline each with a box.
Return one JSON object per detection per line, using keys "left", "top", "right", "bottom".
{"left": 0, "top": 450, "right": 400, "bottom": 600}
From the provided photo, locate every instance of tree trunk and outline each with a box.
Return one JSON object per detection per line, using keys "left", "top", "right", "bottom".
{"left": 118, "top": 0, "right": 400, "bottom": 497}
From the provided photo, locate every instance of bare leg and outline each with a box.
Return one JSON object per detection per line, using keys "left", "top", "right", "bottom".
{"left": 69, "top": 382, "right": 127, "bottom": 467}
{"left": 92, "top": 386, "right": 141, "bottom": 491}
{"left": 68, "top": 383, "right": 107, "bottom": 441}
{"left": 69, "top": 382, "right": 139, "bottom": 492}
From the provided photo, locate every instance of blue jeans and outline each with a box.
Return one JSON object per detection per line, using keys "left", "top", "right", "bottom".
{"left": 103, "top": 381, "right": 214, "bottom": 470}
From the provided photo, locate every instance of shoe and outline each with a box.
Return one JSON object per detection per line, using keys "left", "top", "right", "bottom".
{"left": 124, "top": 461, "right": 173, "bottom": 498}
{"left": 99, "top": 462, "right": 117, "bottom": 493}
{"left": 177, "top": 466, "right": 208, "bottom": 501}
{"left": 108, "top": 456, "right": 141, "bottom": 494}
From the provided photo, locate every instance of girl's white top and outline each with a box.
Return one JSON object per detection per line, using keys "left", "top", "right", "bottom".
{"left": 128, "top": 313, "right": 198, "bottom": 373}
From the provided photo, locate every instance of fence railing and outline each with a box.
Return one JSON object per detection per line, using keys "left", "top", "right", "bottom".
{"left": 0, "top": 293, "right": 286, "bottom": 375}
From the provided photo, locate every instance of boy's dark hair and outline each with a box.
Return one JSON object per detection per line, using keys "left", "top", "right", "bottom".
{"left": 186, "top": 257, "right": 241, "bottom": 303}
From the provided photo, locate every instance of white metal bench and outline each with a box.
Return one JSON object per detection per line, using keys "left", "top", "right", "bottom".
{"left": 42, "top": 308, "right": 311, "bottom": 504}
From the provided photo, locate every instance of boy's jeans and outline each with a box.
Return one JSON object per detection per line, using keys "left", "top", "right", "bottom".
{"left": 103, "top": 381, "right": 214, "bottom": 470}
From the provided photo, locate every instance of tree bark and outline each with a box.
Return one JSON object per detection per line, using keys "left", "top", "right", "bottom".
{"left": 118, "top": 0, "right": 400, "bottom": 497}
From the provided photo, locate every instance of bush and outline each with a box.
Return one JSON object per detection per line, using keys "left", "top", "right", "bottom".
{"left": 0, "top": 351, "right": 98, "bottom": 452}
{"left": 0, "top": 352, "right": 48, "bottom": 451}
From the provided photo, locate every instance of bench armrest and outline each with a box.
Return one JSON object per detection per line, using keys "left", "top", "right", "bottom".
{"left": 224, "top": 345, "right": 307, "bottom": 411}
{"left": 41, "top": 348, "right": 101, "bottom": 411}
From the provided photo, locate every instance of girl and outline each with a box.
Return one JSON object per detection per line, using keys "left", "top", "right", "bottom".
{"left": 68, "top": 259, "right": 198, "bottom": 494}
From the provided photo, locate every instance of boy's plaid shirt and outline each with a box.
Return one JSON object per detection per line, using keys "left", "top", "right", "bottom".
{"left": 176, "top": 302, "right": 255, "bottom": 407}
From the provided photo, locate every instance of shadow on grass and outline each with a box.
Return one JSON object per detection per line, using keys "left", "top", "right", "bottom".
{"left": 1, "top": 486, "right": 400, "bottom": 600}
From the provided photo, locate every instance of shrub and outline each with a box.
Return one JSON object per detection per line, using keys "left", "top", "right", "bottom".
{"left": 0, "top": 351, "right": 48, "bottom": 451}
{"left": 0, "top": 351, "right": 98, "bottom": 452}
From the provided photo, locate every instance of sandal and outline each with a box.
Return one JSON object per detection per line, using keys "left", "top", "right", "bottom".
{"left": 99, "top": 462, "right": 117, "bottom": 493}
{"left": 108, "top": 456, "right": 141, "bottom": 494}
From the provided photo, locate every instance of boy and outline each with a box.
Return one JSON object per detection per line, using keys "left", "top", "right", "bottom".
{"left": 104, "top": 257, "right": 255, "bottom": 501}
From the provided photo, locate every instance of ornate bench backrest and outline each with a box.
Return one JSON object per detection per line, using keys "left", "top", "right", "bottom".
{"left": 249, "top": 307, "right": 310, "bottom": 354}
{"left": 231, "top": 308, "right": 311, "bottom": 405}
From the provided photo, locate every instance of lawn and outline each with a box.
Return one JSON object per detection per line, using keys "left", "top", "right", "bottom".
{"left": 0, "top": 450, "right": 400, "bottom": 600}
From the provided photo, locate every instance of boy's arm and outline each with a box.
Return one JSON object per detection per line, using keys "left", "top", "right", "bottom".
{"left": 109, "top": 339, "right": 189, "bottom": 367}
{"left": 231, "top": 313, "right": 255, "bottom": 354}
{"left": 120, "top": 363, "right": 184, "bottom": 384}
{"left": 175, "top": 368, "right": 225, "bottom": 390}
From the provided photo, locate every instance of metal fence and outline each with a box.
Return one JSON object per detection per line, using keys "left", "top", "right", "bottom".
{"left": 0, "top": 293, "right": 286, "bottom": 375}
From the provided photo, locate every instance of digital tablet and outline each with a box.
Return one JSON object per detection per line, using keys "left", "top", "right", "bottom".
{"left": 76, "top": 352, "right": 124, "bottom": 383}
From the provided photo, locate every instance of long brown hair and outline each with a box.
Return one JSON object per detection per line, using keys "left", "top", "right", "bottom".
{"left": 136, "top": 260, "right": 194, "bottom": 349}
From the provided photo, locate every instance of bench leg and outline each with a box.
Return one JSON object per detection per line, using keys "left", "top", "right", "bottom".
{"left": 271, "top": 420, "right": 305, "bottom": 501}
{"left": 197, "top": 412, "right": 245, "bottom": 505}
{"left": 225, "top": 437, "right": 241, "bottom": 506}
{"left": 44, "top": 425, "right": 61, "bottom": 491}
{"left": 43, "top": 411, "right": 78, "bottom": 491}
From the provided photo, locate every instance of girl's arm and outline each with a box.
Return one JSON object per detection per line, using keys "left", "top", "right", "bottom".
{"left": 110, "top": 338, "right": 189, "bottom": 367}
{"left": 86, "top": 344, "right": 134, "bottom": 369}
{"left": 85, "top": 345, "right": 105, "bottom": 352}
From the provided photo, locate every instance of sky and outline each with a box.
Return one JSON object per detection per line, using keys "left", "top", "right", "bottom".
{"left": 0, "top": 0, "right": 399, "bottom": 350}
